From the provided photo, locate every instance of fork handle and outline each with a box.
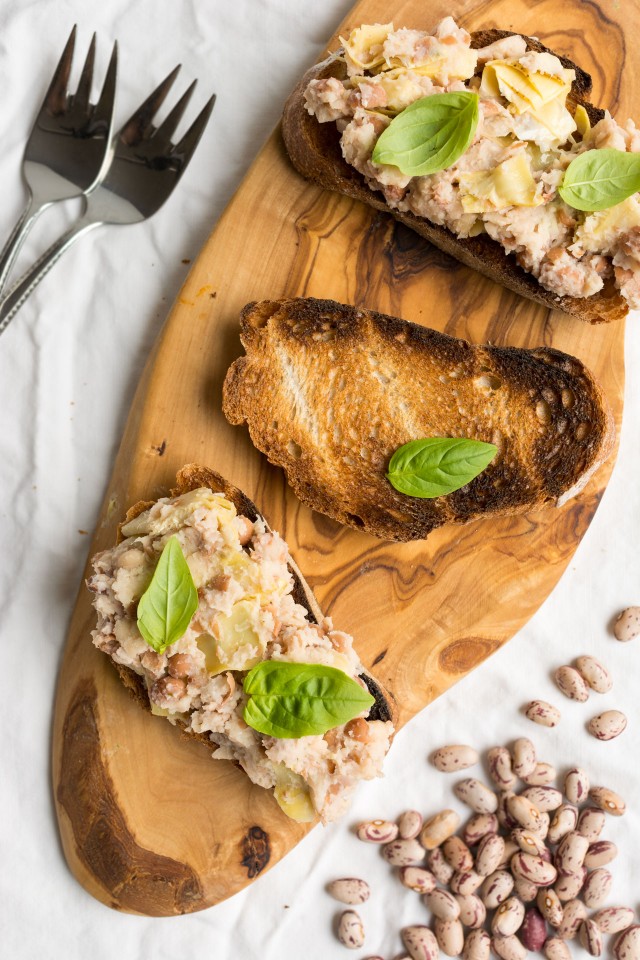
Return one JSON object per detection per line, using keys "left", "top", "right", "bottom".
{"left": 0, "top": 195, "right": 44, "bottom": 298}
{"left": 0, "top": 216, "right": 100, "bottom": 337}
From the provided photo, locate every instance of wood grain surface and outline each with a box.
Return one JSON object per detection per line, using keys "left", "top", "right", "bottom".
{"left": 52, "top": 0, "right": 634, "bottom": 917}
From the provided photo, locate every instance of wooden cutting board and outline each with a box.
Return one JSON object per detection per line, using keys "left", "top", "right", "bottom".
{"left": 52, "top": 0, "right": 632, "bottom": 917}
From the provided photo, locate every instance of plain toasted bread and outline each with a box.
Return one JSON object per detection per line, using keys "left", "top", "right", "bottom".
{"left": 222, "top": 299, "right": 615, "bottom": 542}
{"left": 281, "top": 29, "right": 628, "bottom": 325}
{"left": 110, "top": 464, "right": 393, "bottom": 729}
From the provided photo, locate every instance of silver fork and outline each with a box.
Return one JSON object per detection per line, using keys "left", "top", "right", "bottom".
{"left": 0, "top": 26, "right": 117, "bottom": 296}
{"left": 0, "top": 68, "right": 215, "bottom": 336}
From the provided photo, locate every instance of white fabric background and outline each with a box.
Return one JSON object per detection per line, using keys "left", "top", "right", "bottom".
{"left": 0, "top": 2, "right": 638, "bottom": 957}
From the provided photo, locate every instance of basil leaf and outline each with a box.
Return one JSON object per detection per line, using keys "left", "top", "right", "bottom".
{"left": 137, "top": 536, "right": 198, "bottom": 653}
{"left": 387, "top": 437, "right": 498, "bottom": 498}
{"left": 242, "top": 661, "right": 374, "bottom": 739}
{"left": 559, "top": 148, "right": 640, "bottom": 212}
{"left": 371, "top": 92, "right": 479, "bottom": 176}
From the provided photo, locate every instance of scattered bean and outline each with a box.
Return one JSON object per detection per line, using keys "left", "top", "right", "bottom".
{"left": 522, "top": 786, "right": 563, "bottom": 812}
{"left": 577, "top": 807, "right": 605, "bottom": 841}
{"left": 496, "top": 840, "right": 520, "bottom": 871}
{"left": 435, "top": 918, "right": 465, "bottom": 957}
{"left": 507, "top": 796, "right": 543, "bottom": 832}
{"left": 481, "top": 870, "right": 514, "bottom": 909}
{"left": 522, "top": 762, "right": 557, "bottom": 786}
{"left": 511, "top": 852, "right": 557, "bottom": 887}
{"left": 497, "top": 792, "right": 518, "bottom": 831}
{"left": 450, "top": 870, "right": 484, "bottom": 896}
{"left": 555, "top": 831, "right": 589, "bottom": 875}
{"left": 614, "top": 607, "right": 640, "bottom": 642}
{"left": 588, "top": 710, "right": 628, "bottom": 741}
{"left": 428, "top": 847, "right": 454, "bottom": 884}
{"left": 475, "top": 833, "right": 505, "bottom": 877}
{"left": 399, "top": 866, "right": 437, "bottom": 894}
{"left": 582, "top": 868, "right": 613, "bottom": 908}
{"left": 512, "top": 738, "right": 537, "bottom": 778}
{"left": 491, "top": 897, "right": 525, "bottom": 937}
{"left": 338, "top": 910, "right": 365, "bottom": 949}
{"left": 398, "top": 810, "right": 423, "bottom": 840}
{"left": 420, "top": 810, "right": 461, "bottom": 849}
{"left": 554, "top": 666, "right": 589, "bottom": 702}
{"left": 327, "top": 878, "right": 370, "bottom": 905}
{"left": 584, "top": 840, "right": 618, "bottom": 868}
{"left": 593, "top": 907, "right": 636, "bottom": 934}
{"left": 357, "top": 820, "right": 398, "bottom": 843}
{"left": 424, "top": 889, "right": 461, "bottom": 922}
{"left": 512, "top": 829, "right": 547, "bottom": 859}
{"left": 547, "top": 805, "right": 578, "bottom": 845}
{"left": 579, "top": 918, "right": 603, "bottom": 957}
{"left": 563, "top": 768, "right": 589, "bottom": 805}
{"left": 537, "top": 888, "right": 564, "bottom": 927}
{"left": 487, "top": 747, "right": 518, "bottom": 790}
{"left": 521, "top": 907, "right": 547, "bottom": 951}
{"left": 491, "top": 934, "right": 527, "bottom": 960}
{"left": 544, "top": 938, "right": 571, "bottom": 960}
{"left": 463, "top": 813, "right": 499, "bottom": 847}
{"left": 402, "top": 925, "right": 439, "bottom": 960}
{"left": 455, "top": 894, "right": 486, "bottom": 929}
{"left": 555, "top": 898, "right": 587, "bottom": 940}
{"left": 554, "top": 868, "right": 586, "bottom": 901}
{"left": 443, "top": 835, "right": 474, "bottom": 873}
{"left": 614, "top": 926, "right": 640, "bottom": 960}
{"left": 454, "top": 779, "right": 498, "bottom": 814}
{"left": 382, "top": 838, "right": 425, "bottom": 867}
{"left": 589, "top": 786, "right": 626, "bottom": 816}
{"left": 525, "top": 701, "right": 561, "bottom": 727}
{"left": 463, "top": 929, "right": 491, "bottom": 960}
{"left": 574, "top": 655, "right": 613, "bottom": 693}
{"left": 514, "top": 878, "right": 538, "bottom": 903}
{"left": 432, "top": 744, "right": 480, "bottom": 773}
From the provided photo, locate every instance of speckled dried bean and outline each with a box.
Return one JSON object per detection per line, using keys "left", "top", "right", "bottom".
{"left": 512, "top": 738, "right": 537, "bottom": 778}
{"left": 454, "top": 779, "right": 498, "bottom": 814}
{"left": 555, "top": 831, "right": 589, "bottom": 875}
{"left": 432, "top": 744, "right": 479, "bottom": 773}
{"left": 589, "top": 786, "right": 626, "bottom": 816}
{"left": 357, "top": 819, "right": 398, "bottom": 843}
{"left": 382, "top": 837, "right": 425, "bottom": 866}
{"left": 563, "top": 768, "right": 589, "bottom": 806}
{"left": 511, "top": 852, "right": 557, "bottom": 886}
{"left": 496, "top": 839, "right": 519, "bottom": 871}
{"left": 443, "top": 836, "right": 474, "bottom": 873}
{"left": 513, "top": 877, "right": 538, "bottom": 904}
{"left": 522, "top": 786, "right": 563, "bottom": 812}
{"left": 574, "top": 656, "right": 613, "bottom": 693}
{"left": 428, "top": 847, "right": 454, "bottom": 884}
{"left": 556, "top": 899, "right": 587, "bottom": 940}
{"left": 463, "top": 814, "right": 499, "bottom": 847}
{"left": 554, "top": 869, "right": 586, "bottom": 902}
{"left": 481, "top": 870, "right": 514, "bottom": 909}
{"left": 338, "top": 910, "right": 365, "bottom": 949}
{"left": 521, "top": 763, "right": 556, "bottom": 787}
{"left": 593, "top": 907, "right": 635, "bottom": 934}
{"left": 475, "top": 834, "right": 505, "bottom": 877}
{"left": 420, "top": 810, "right": 461, "bottom": 850}
{"left": 507, "top": 795, "right": 543, "bottom": 832}
{"left": 497, "top": 792, "right": 518, "bottom": 831}
{"left": 614, "top": 926, "right": 640, "bottom": 960}
{"left": 547, "top": 805, "right": 578, "bottom": 845}
{"left": 582, "top": 869, "right": 613, "bottom": 909}
{"left": 450, "top": 869, "right": 484, "bottom": 896}
{"left": 492, "top": 897, "right": 525, "bottom": 937}
{"left": 400, "top": 867, "right": 437, "bottom": 894}
{"left": 398, "top": 810, "right": 423, "bottom": 840}
{"left": 456, "top": 895, "right": 486, "bottom": 929}
{"left": 579, "top": 919, "right": 603, "bottom": 957}
{"left": 588, "top": 710, "right": 627, "bottom": 741}
{"left": 463, "top": 929, "right": 491, "bottom": 960}
{"left": 554, "top": 666, "right": 589, "bottom": 702}
{"left": 545, "top": 938, "right": 571, "bottom": 960}
{"left": 537, "top": 889, "right": 564, "bottom": 927}
{"left": 521, "top": 907, "right": 547, "bottom": 951}
{"left": 435, "top": 919, "right": 465, "bottom": 958}
{"left": 487, "top": 747, "right": 517, "bottom": 790}
{"left": 525, "top": 700, "right": 561, "bottom": 727}
{"left": 402, "top": 925, "right": 439, "bottom": 960}
{"left": 577, "top": 807, "right": 605, "bottom": 841}
{"left": 614, "top": 607, "right": 640, "bottom": 642}
{"left": 424, "top": 889, "right": 461, "bottom": 922}
{"left": 491, "top": 935, "right": 527, "bottom": 960}
{"left": 327, "top": 878, "right": 370, "bottom": 904}
{"left": 511, "top": 829, "right": 547, "bottom": 858}
{"left": 584, "top": 840, "right": 618, "bottom": 868}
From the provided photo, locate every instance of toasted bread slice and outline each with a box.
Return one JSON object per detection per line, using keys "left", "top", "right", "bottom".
{"left": 223, "top": 299, "right": 615, "bottom": 542}
{"left": 281, "top": 30, "right": 627, "bottom": 325}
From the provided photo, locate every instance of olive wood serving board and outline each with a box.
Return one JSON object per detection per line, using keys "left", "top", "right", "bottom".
{"left": 52, "top": 0, "right": 632, "bottom": 917}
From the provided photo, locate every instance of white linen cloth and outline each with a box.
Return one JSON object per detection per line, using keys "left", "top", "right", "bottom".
{"left": 0, "top": 2, "right": 638, "bottom": 957}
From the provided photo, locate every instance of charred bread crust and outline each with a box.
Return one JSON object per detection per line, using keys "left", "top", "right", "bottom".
{"left": 281, "top": 29, "right": 627, "bottom": 324}
{"left": 110, "top": 464, "right": 393, "bottom": 727}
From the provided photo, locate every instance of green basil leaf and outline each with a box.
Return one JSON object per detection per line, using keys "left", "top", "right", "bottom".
{"left": 371, "top": 92, "right": 479, "bottom": 176}
{"left": 387, "top": 437, "right": 498, "bottom": 498}
{"left": 559, "top": 148, "right": 640, "bottom": 212}
{"left": 137, "top": 536, "right": 198, "bottom": 653}
{"left": 242, "top": 661, "right": 374, "bottom": 739}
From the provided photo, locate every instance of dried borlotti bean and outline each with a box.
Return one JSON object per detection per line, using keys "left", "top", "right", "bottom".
{"left": 582, "top": 868, "right": 613, "bottom": 908}
{"left": 522, "top": 785, "right": 564, "bottom": 812}
{"left": 514, "top": 877, "right": 538, "bottom": 903}
{"left": 614, "top": 926, "right": 640, "bottom": 960}
{"left": 491, "top": 934, "right": 527, "bottom": 960}
{"left": 327, "top": 878, "right": 370, "bottom": 904}
{"left": 554, "top": 665, "right": 590, "bottom": 702}
{"left": 424, "top": 889, "right": 460, "bottom": 922}
{"left": 400, "top": 866, "right": 437, "bottom": 894}
{"left": 537, "top": 888, "right": 564, "bottom": 926}
{"left": 507, "top": 795, "right": 544, "bottom": 832}
{"left": 382, "top": 837, "right": 425, "bottom": 866}
{"left": 588, "top": 710, "right": 628, "bottom": 741}
{"left": 491, "top": 897, "right": 525, "bottom": 937}
{"left": 487, "top": 747, "right": 517, "bottom": 790}
{"left": 455, "top": 894, "right": 486, "bottom": 929}
{"left": 511, "top": 851, "right": 557, "bottom": 886}
{"left": 584, "top": 840, "right": 618, "bottom": 868}
{"left": 431, "top": 744, "right": 479, "bottom": 773}
{"left": 481, "top": 870, "right": 514, "bottom": 909}
{"left": 442, "top": 835, "right": 474, "bottom": 872}
{"left": 614, "top": 607, "right": 640, "bottom": 642}
{"left": 522, "top": 762, "right": 557, "bottom": 786}
{"left": 356, "top": 820, "right": 398, "bottom": 843}
{"left": 428, "top": 847, "right": 454, "bottom": 884}
{"left": 512, "top": 828, "right": 548, "bottom": 858}
{"left": 497, "top": 791, "right": 518, "bottom": 831}
{"left": 574, "top": 655, "right": 613, "bottom": 693}
{"left": 496, "top": 839, "right": 519, "bottom": 871}
{"left": 593, "top": 907, "right": 636, "bottom": 934}
{"left": 555, "top": 831, "right": 590, "bottom": 875}
{"left": 589, "top": 785, "right": 626, "bottom": 816}
{"left": 463, "top": 813, "right": 499, "bottom": 847}
{"left": 398, "top": 810, "right": 423, "bottom": 840}
{"left": 521, "top": 907, "right": 547, "bottom": 951}
{"left": 547, "top": 804, "right": 578, "bottom": 845}
{"left": 454, "top": 779, "right": 498, "bottom": 814}
{"left": 420, "top": 809, "right": 460, "bottom": 849}
{"left": 511, "top": 737, "right": 537, "bottom": 778}
{"left": 556, "top": 899, "right": 587, "bottom": 939}
{"left": 579, "top": 918, "right": 604, "bottom": 957}
{"left": 475, "top": 833, "right": 505, "bottom": 876}
{"left": 545, "top": 938, "right": 572, "bottom": 960}
{"left": 449, "top": 869, "right": 483, "bottom": 896}
{"left": 577, "top": 807, "right": 605, "bottom": 841}
{"left": 525, "top": 700, "right": 561, "bottom": 727}
{"left": 564, "top": 767, "right": 590, "bottom": 805}
{"left": 435, "top": 918, "right": 465, "bottom": 958}
{"left": 554, "top": 869, "right": 587, "bottom": 902}
{"left": 463, "top": 928, "right": 491, "bottom": 960}
{"left": 337, "top": 910, "right": 365, "bottom": 949}
{"left": 402, "top": 925, "right": 439, "bottom": 960}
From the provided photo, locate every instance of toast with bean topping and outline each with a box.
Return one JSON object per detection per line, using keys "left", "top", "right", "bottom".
{"left": 282, "top": 27, "right": 630, "bottom": 323}
{"left": 222, "top": 298, "right": 615, "bottom": 542}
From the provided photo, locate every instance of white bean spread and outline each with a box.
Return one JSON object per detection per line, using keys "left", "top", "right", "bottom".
{"left": 87, "top": 487, "right": 392, "bottom": 823}
{"left": 305, "top": 18, "right": 640, "bottom": 306}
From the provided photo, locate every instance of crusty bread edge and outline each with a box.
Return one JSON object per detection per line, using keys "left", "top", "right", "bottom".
{"left": 281, "top": 29, "right": 628, "bottom": 325}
